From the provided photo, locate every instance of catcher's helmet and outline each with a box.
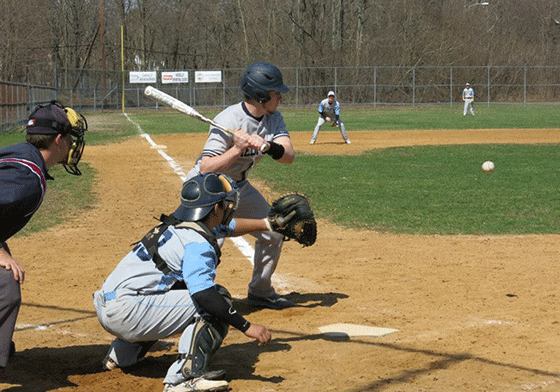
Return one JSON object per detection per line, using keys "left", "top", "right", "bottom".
{"left": 173, "top": 172, "right": 239, "bottom": 223}
{"left": 240, "top": 62, "right": 289, "bottom": 103}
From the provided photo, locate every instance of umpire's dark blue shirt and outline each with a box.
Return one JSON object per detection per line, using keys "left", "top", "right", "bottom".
{"left": 0, "top": 142, "right": 51, "bottom": 247}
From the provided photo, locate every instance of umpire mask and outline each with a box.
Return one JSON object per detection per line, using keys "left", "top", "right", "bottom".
{"left": 63, "top": 107, "right": 87, "bottom": 176}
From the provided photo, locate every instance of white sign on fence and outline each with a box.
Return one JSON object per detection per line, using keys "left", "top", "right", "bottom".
{"left": 161, "top": 72, "right": 189, "bottom": 84}
{"left": 195, "top": 71, "right": 222, "bottom": 83}
{"left": 129, "top": 71, "right": 157, "bottom": 84}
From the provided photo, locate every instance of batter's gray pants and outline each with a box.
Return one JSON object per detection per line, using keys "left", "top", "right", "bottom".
{"left": 217, "top": 181, "right": 284, "bottom": 298}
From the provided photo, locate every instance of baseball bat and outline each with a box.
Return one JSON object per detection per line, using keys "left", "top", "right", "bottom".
{"left": 144, "top": 86, "right": 235, "bottom": 136}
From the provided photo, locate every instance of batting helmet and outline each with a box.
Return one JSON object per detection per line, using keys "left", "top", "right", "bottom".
{"left": 173, "top": 172, "right": 239, "bottom": 223}
{"left": 240, "top": 62, "right": 289, "bottom": 103}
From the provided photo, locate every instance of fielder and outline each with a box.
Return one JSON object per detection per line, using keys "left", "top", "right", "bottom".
{"left": 184, "top": 62, "right": 296, "bottom": 310}
{"left": 462, "top": 82, "right": 475, "bottom": 116}
{"left": 309, "top": 91, "right": 351, "bottom": 145}
{"left": 93, "top": 172, "right": 313, "bottom": 392}
{"left": 0, "top": 101, "right": 87, "bottom": 368}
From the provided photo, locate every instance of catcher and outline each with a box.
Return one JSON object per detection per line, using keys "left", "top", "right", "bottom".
{"left": 93, "top": 172, "right": 316, "bottom": 392}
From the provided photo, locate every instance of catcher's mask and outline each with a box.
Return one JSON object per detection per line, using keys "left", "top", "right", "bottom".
{"left": 173, "top": 172, "right": 239, "bottom": 225}
{"left": 26, "top": 101, "right": 87, "bottom": 176}
{"left": 240, "top": 62, "right": 289, "bottom": 104}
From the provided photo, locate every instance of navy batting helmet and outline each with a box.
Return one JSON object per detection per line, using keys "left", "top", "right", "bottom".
{"left": 173, "top": 172, "right": 239, "bottom": 223}
{"left": 240, "top": 62, "right": 289, "bottom": 103}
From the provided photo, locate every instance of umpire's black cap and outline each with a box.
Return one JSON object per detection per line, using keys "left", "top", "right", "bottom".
{"left": 26, "top": 101, "right": 72, "bottom": 135}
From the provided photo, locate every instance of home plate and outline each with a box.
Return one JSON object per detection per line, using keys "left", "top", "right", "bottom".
{"left": 319, "top": 323, "right": 398, "bottom": 337}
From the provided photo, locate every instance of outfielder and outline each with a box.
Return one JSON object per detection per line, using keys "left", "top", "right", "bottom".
{"left": 309, "top": 91, "right": 351, "bottom": 145}
{"left": 185, "top": 62, "right": 295, "bottom": 310}
{"left": 0, "top": 101, "right": 87, "bottom": 369}
{"left": 462, "top": 82, "right": 475, "bottom": 116}
{"left": 93, "top": 172, "right": 312, "bottom": 392}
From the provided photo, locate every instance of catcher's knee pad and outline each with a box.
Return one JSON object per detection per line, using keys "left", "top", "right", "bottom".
{"left": 181, "top": 286, "right": 231, "bottom": 380}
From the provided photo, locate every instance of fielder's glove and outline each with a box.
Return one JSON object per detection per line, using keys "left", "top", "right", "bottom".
{"left": 330, "top": 121, "right": 338, "bottom": 127}
{"left": 266, "top": 193, "right": 317, "bottom": 247}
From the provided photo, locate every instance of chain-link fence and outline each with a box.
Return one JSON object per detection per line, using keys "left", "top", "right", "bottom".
{"left": 3, "top": 65, "right": 560, "bottom": 130}
{"left": 53, "top": 65, "right": 560, "bottom": 112}
{"left": 0, "top": 81, "right": 57, "bottom": 132}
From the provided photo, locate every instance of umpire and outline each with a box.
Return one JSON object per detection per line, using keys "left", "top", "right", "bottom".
{"left": 0, "top": 101, "right": 87, "bottom": 369}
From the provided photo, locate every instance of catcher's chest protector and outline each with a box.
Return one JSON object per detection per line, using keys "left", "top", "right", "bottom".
{"left": 138, "top": 214, "right": 221, "bottom": 275}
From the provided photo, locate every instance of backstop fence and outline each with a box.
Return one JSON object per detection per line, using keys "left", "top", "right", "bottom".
{"left": 2, "top": 65, "right": 560, "bottom": 130}
{"left": 0, "top": 81, "right": 57, "bottom": 131}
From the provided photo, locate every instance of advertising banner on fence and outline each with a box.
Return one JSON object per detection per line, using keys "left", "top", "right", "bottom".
{"left": 195, "top": 71, "right": 222, "bottom": 83}
{"left": 161, "top": 72, "right": 189, "bottom": 84}
{"left": 130, "top": 71, "right": 157, "bottom": 84}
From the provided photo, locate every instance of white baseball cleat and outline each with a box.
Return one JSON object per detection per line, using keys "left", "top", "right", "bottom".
{"left": 345, "top": 140, "right": 352, "bottom": 144}
{"left": 163, "top": 376, "right": 229, "bottom": 392}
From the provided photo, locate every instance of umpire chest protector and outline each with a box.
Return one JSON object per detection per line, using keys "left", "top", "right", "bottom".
{"left": 138, "top": 214, "right": 221, "bottom": 275}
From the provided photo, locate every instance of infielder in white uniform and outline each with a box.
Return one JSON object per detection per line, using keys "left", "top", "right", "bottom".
{"left": 94, "top": 172, "right": 280, "bottom": 392}
{"left": 310, "top": 91, "right": 351, "bottom": 144}
{"left": 185, "top": 62, "right": 295, "bottom": 310}
{"left": 462, "top": 83, "right": 475, "bottom": 116}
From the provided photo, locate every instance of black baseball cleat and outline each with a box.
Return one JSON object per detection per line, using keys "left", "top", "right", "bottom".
{"left": 9, "top": 341, "right": 15, "bottom": 358}
{"left": 247, "top": 293, "right": 295, "bottom": 309}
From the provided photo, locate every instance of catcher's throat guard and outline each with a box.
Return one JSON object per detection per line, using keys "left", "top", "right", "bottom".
{"left": 218, "top": 174, "right": 238, "bottom": 226}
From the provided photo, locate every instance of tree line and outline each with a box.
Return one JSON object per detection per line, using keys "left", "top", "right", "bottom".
{"left": 1, "top": 0, "right": 560, "bottom": 85}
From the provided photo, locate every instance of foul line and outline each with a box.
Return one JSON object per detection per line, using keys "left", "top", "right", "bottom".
{"left": 124, "top": 113, "right": 258, "bottom": 266}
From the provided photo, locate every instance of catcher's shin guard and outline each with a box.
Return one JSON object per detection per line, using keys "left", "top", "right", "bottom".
{"left": 181, "top": 286, "right": 231, "bottom": 380}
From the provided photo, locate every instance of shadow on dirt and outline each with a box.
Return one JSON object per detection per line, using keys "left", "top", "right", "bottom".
{"left": 233, "top": 291, "right": 349, "bottom": 316}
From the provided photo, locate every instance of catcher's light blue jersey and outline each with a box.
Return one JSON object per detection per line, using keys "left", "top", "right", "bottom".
{"left": 98, "top": 221, "right": 235, "bottom": 298}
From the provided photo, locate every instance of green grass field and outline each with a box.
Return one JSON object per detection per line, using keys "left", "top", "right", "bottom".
{"left": 2, "top": 104, "right": 560, "bottom": 235}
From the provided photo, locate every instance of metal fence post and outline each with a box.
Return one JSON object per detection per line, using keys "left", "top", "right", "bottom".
{"left": 412, "top": 66, "right": 416, "bottom": 105}
{"left": 523, "top": 66, "right": 527, "bottom": 104}
{"left": 450, "top": 66, "right": 453, "bottom": 107}
{"left": 295, "top": 67, "right": 299, "bottom": 106}
{"left": 373, "top": 66, "right": 377, "bottom": 107}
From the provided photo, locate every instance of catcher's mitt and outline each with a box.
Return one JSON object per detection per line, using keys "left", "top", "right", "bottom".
{"left": 267, "top": 193, "right": 317, "bottom": 246}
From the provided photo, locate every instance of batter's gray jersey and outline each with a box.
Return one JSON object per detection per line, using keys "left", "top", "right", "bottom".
{"left": 189, "top": 102, "right": 290, "bottom": 183}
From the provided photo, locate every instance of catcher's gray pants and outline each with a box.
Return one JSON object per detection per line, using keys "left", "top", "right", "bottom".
{"left": 463, "top": 99, "right": 475, "bottom": 115}
{"left": 218, "top": 181, "right": 284, "bottom": 298}
{"left": 94, "top": 289, "right": 200, "bottom": 386}
{"left": 0, "top": 244, "right": 21, "bottom": 368}
{"left": 310, "top": 117, "right": 350, "bottom": 143}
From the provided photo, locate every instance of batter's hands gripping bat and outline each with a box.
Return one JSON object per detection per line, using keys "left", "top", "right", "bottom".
{"left": 144, "top": 86, "right": 268, "bottom": 152}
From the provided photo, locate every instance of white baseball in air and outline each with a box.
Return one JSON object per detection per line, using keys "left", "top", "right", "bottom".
{"left": 482, "top": 161, "right": 495, "bottom": 173}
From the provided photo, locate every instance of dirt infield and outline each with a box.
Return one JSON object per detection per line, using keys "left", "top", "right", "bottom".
{"left": 3, "top": 128, "right": 560, "bottom": 392}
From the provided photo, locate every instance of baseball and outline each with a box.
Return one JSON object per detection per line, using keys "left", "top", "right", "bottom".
{"left": 482, "top": 161, "right": 495, "bottom": 173}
